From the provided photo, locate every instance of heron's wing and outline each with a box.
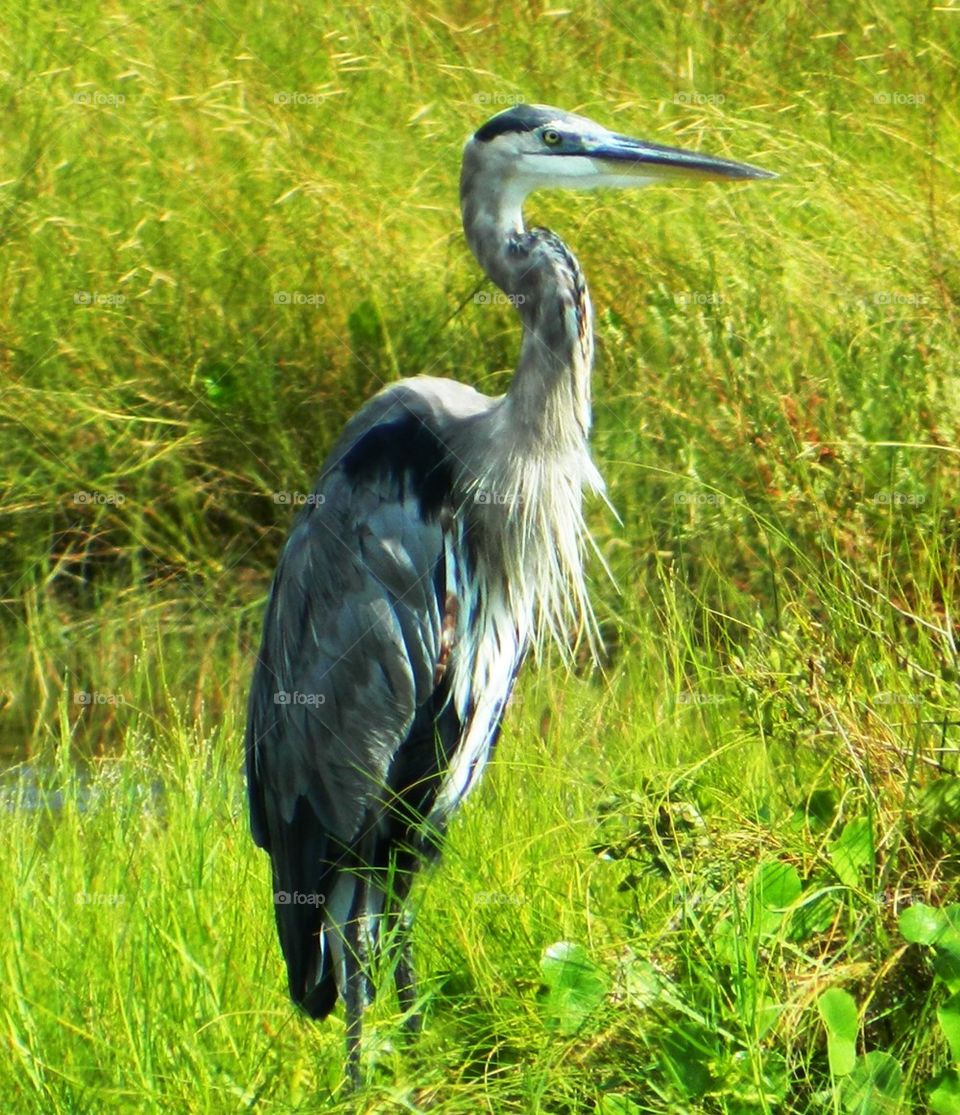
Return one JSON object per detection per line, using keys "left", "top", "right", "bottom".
{"left": 244, "top": 404, "right": 459, "bottom": 855}
{"left": 243, "top": 386, "right": 519, "bottom": 1016}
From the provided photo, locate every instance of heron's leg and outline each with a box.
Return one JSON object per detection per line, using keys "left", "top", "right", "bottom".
{"left": 343, "top": 866, "right": 372, "bottom": 1090}
{"left": 393, "top": 914, "right": 421, "bottom": 1034}
{"left": 343, "top": 920, "right": 363, "bottom": 1090}
{"left": 387, "top": 865, "right": 421, "bottom": 1033}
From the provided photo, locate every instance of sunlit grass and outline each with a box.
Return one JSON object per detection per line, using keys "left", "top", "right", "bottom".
{"left": 2, "top": 0, "right": 959, "bottom": 1110}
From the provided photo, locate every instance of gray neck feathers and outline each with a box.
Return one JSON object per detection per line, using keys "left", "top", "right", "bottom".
{"left": 457, "top": 152, "right": 604, "bottom": 657}
{"left": 459, "top": 158, "right": 594, "bottom": 449}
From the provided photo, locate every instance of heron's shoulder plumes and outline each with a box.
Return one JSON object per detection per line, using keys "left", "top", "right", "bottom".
{"left": 451, "top": 400, "right": 606, "bottom": 662}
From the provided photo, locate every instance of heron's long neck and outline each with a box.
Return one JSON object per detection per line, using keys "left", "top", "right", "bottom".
{"left": 458, "top": 175, "right": 603, "bottom": 656}
{"left": 460, "top": 184, "right": 594, "bottom": 455}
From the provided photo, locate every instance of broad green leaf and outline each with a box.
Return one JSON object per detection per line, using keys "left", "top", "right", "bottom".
{"left": 902, "top": 905, "right": 960, "bottom": 993}
{"left": 818, "top": 988, "right": 858, "bottom": 1076}
{"left": 620, "top": 956, "right": 666, "bottom": 1009}
{"left": 754, "top": 860, "right": 803, "bottom": 907}
{"left": 819, "top": 988, "right": 859, "bottom": 1041}
{"left": 600, "top": 1097, "right": 642, "bottom": 1115}
{"left": 935, "top": 912, "right": 960, "bottom": 993}
{"left": 900, "top": 902, "right": 945, "bottom": 945}
{"left": 929, "top": 1069, "right": 960, "bottom": 1115}
{"left": 841, "top": 1052, "right": 903, "bottom": 1114}
{"left": 750, "top": 860, "right": 802, "bottom": 937}
{"left": 938, "top": 992, "right": 960, "bottom": 1064}
{"left": 539, "top": 941, "right": 607, "bottom": 1035}
{"left": 937, "top": 949, "right": 960, "bottom": 997}
{"left": 829, "top": 818, "right": 873, "bottom": 888}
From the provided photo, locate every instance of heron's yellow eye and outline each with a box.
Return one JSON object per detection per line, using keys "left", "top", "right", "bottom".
{"left": 542, "top": 129, "right": 562, "bottom": 146}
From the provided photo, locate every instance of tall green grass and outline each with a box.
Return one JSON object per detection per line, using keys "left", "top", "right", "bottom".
{"left": 2, "top": 0, "right": 959, "bottom": 1110}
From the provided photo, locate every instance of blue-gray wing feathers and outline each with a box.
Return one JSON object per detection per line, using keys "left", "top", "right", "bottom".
{"left": 245, "top": 396, "right": 475, "bottom": 1014}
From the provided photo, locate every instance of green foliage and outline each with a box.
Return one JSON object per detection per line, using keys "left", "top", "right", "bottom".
{"left": 900, "top": 904, "right": 960, "bottom": 991}
{"left": 1, "top": 0, "right": 959, "bottom": 1110}
{"left": 929, "top": 1070, "right": 960, "bottom": 1115}
{"left": 841, "top": 1052, "right": 903, "bottom": 1114}
{"left": 749, "top": 860, "right": 803, "bottom": 939}
{"left": 818, "top": 988, "right": 859, "bottom": 1077}
{"left": 538, "top": 941, "right": 608, "bottom": 1035}
{"left": 938, "top": 995, "right": 960, "bottom": 1065}
{"left": 807, "top": 906, "right": 960, "bottom": 1113}
{"left": 829, "top": 819, "right": 875, "bottom": 890}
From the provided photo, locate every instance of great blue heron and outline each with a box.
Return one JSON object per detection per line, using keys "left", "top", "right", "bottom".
{"left": 245, "top": 103, "right": 774, "bottom": 1086}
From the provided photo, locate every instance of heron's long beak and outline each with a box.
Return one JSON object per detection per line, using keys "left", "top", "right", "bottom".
{"left": 586, "top": 132, "right": 776, "bottom": 181}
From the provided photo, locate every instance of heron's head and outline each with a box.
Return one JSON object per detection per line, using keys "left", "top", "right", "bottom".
{"left": 463, "top": 103, "right": 775, "bottom": 206}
